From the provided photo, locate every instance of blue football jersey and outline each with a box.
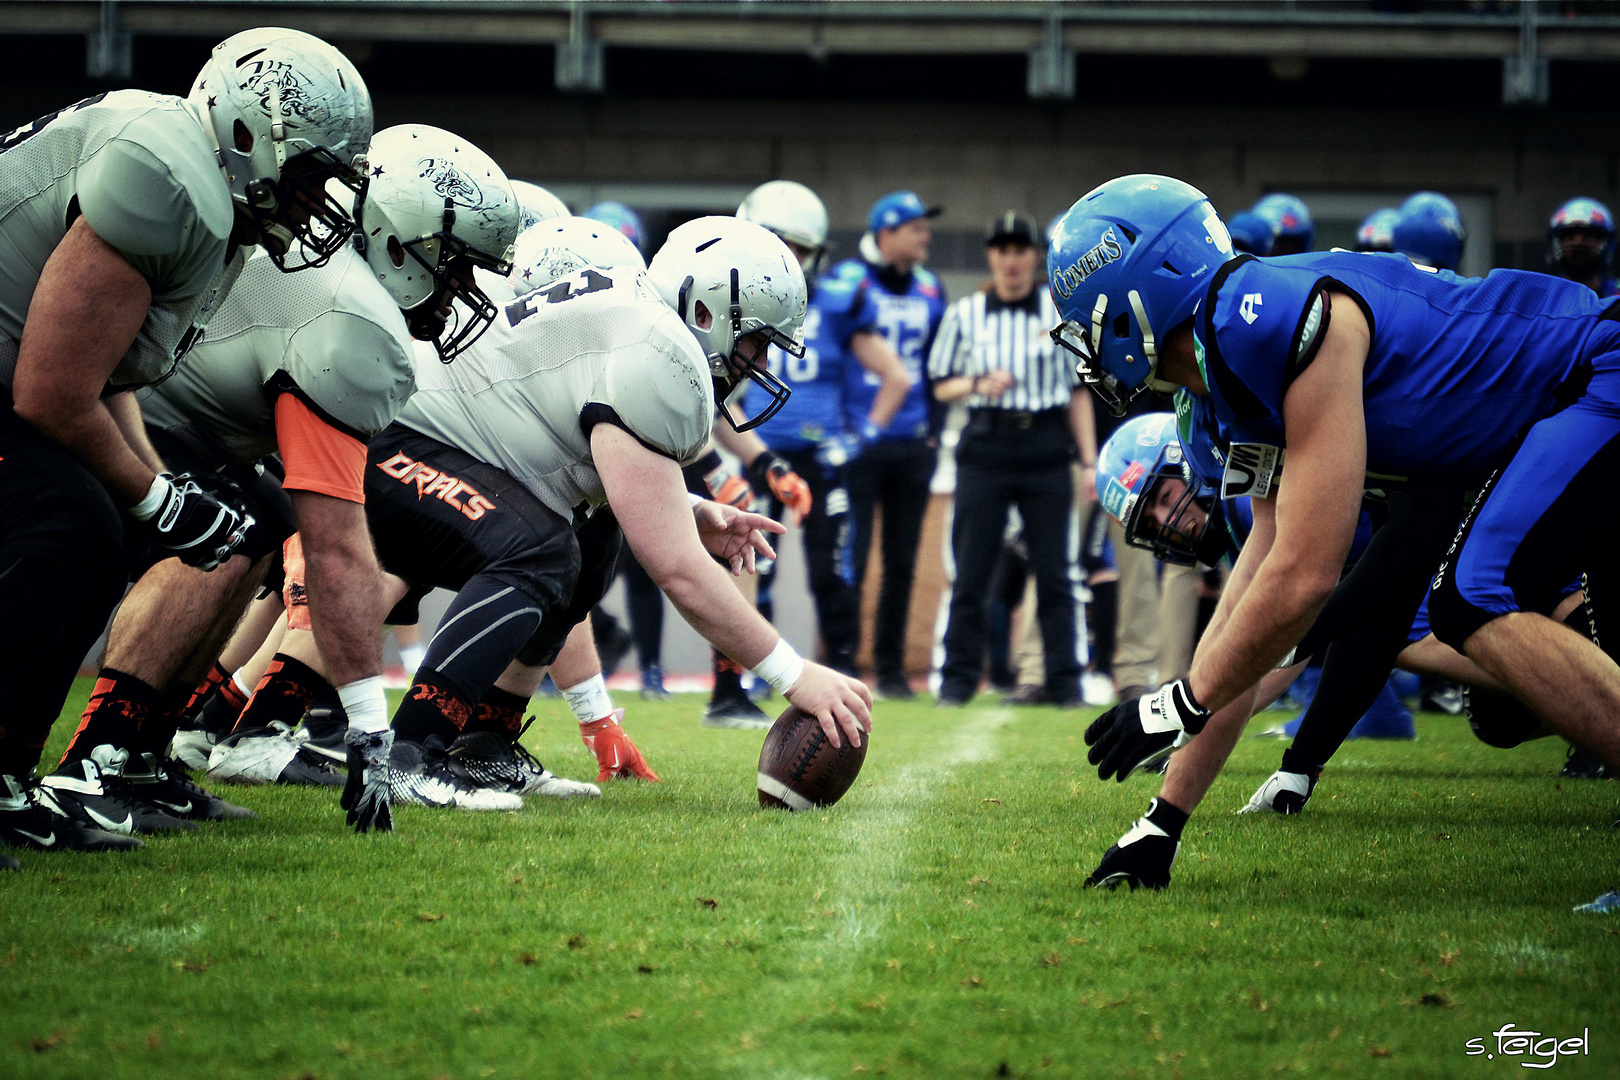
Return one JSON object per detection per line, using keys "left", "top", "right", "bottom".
{"left": 832, "top": 258, "right": 946, "bottom": 440}
{"left": 755, "top": 276, "right": 881, "bottom": 452}
{"left": 1193, "top": 251, "right": 1618, "bottom": 486}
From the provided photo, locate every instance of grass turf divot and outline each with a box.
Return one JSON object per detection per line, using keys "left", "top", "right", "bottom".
{"left": 0, "top": 681, "right": 1615, "bottom": 1078}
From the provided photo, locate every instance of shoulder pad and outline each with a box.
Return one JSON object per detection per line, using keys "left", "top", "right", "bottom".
{"left": 594, "top": 310, "right": 714, "bottom": 465}
{"left": 284, "top": 270, "right": 416, "bottom": 439}
{"left": 78, "top": 108, "right": 232, "bottom": 256}
{"left": 1200, "top": 258, "right": 1330, "bottom": 429}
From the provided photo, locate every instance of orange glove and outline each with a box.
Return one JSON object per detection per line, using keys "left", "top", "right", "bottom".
{"left": 580, "top": 709, "right": 660, "bottom": 782}
{"left": 749, "top": 453, "right": 812, "bottom": 523}
{"left": 707, "top": 474, "right": 753, "bottom": 511}
{"left": 764, "top": 461, "right": 812, "bottom": 523}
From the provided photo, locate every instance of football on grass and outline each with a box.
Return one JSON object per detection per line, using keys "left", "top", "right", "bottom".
{"left": 757, "top": 705, "right": 868, "bottom": 811}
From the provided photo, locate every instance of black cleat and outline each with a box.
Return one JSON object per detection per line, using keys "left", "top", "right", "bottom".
{"left": 702, "top": 695, "right": 772, "bottom": 729}
{"left": 298, "top": 700, "right": 349, "bottom": 764}
{"left": 0, "top": 774, "right": 143, "bottom": 852}
{"left": 876, "top": 674, "right": 916, "bottom": 702}
{"left": 128, "top": 753, "right": 257, "bottom": 821}
{"left": 0, "top": 854, "right": 18, "bottom": 870}
{"left": 1085, "top": 817, "right": 1179, "bottom": 891}
{"left": 1562, "top": 746, "right": 1610, "bottom": 780}
{"left": 42, "top": 746, "right": 197, "bottom": 835}
{"left": 448, "top": 725, "right": 600, "bottom": 798}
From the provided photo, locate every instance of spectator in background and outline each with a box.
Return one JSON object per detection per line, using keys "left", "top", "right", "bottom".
{"left": 1546, "top": 197, "right": 1620, "bottom": 298}
{"left": 838, "top": 191, "right": 949, "bottom": 700}
{"left": 929, "top": 213, "right": 1094, "bottom": 706}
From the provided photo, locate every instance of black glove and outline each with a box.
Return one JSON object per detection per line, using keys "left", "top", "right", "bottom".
{"left": 341, "top": 728, "right": 395, "bottom": 834}
{"left": 134, "top": 473, "right": 251, "bottom": 571}
{"left": 1085, "top": 679, "right": 1211, "bottom": 782}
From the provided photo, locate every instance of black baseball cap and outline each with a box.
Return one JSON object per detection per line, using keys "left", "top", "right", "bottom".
{"left": 986, "top": 211, "right": 1040, "bottom": 248}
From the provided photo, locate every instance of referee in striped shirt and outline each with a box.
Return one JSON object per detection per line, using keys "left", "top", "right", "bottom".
{"left": 928, "top": 212, "right": 1096, "bottom": 706}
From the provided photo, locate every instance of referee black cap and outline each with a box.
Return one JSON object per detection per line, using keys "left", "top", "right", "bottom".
{"left": 985, "top": 211, "right": 1040, "bottom": 248}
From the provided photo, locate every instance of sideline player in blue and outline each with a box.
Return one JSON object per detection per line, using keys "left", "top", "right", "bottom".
{"left": 736, "top": 180, "right": 913, "bottom": 677}
{"left": 1547, "top": 197, "right": 1620, "bottom": 299}
{"left": 837, "top": 191, "right": 949, "bottom": 699}
{"left": 1048, "top": 174, "right": 1620, "bottom": 859}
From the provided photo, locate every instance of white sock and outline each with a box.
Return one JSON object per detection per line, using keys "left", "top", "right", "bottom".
{"left": 561, "top": 674, "right": 613, "bottom": 724}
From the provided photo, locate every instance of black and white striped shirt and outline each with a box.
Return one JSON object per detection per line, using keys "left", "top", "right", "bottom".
{"left": 926, "top": 286, "right": 1075, "bottom": 412}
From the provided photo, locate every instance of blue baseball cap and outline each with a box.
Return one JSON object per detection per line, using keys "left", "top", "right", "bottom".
{"left": 867, "top": 190, "right": 942, "bottom": 233}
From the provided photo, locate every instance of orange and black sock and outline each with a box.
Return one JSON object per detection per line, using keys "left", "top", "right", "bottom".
{"left": 229, "top": 655, "right": 327, "bottom": 737}
{"left": 59, "top": 669, "right": 162, "bottom": 767}
{"left": 185, "top": 662, "right": 230, "bottom": 716}
{"left": 711, "top": 648, "right": 747, "bottom": 703}
{"left": 392, "top": 670, "right": 473, "bottom": 746}
{"left": 463, "top": 686, "right": 528, "bottom": 740}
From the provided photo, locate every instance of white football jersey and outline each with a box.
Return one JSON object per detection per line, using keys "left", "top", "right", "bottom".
{"left": 397, "top": 264, "right": 713, "bottom": 521}
{"left": 0, "top": 90, "right": 240, "bottom": 390}
{"left": 140, "top": 247, "right": 416, "bottom": 462}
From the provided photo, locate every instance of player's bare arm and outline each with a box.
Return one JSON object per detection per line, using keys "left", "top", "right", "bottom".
{"left": 1186, "top": 294, "right": 1370, "bottom": 713}
{"left": 593, "top": 422, "right": 871, "bottom": 746}
{"left": 105, "top": 392, "right": 167, "bottom": 476}
{"left": 12, "top": 217, "right": 156, "bottom": 504}
{"left": 289, "top": 490, "right": 385, "bottom": 688}
{"left": 850, "top": 330, "right": 913, "bottom": 428}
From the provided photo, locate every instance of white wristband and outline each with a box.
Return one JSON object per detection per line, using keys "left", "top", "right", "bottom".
{"left": 337, "top": 676, "right": 389, "bottom": 734}
{"left": 561, "top": 673, "right": 614, "bottom": 724}
{"left": 687, "top": 492, "right": 706, "bottom": 509}
{"left": 130, "top": 473, "right": 172, "bottom": 521}
{"left": 751, "top": 638, "right": 805, "bottom": 696}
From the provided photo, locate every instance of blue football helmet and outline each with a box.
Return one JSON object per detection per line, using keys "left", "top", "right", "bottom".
{"left": 1096, "top": 412, "right": 1221, "bottom": 567}
{"left": 1252, "top": 193, "right": 1314, "bottom": 254}
{"left": 1226, "top": 211, "right": 1275, "bottom": 256}
{"left": 1547, "top": 196, "right": 1616, "bottom": 274}
{"left": 1356, "top": 207, "right": 1400, "bottom": 253}
{"left": 582, "top": 201, "right": 646, "bottom": 253}
{"left": 1392, "top": 191, "right": 1465, "bottom": 271}
{"left": 1047, "top": 174, "right": 1235, "bottom": 416}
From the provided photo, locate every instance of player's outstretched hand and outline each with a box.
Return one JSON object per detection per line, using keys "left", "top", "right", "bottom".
{"left": 694, "top": 499, "right": 786, "bottom": 575}
{"left": 784, "top": 661, "right": 872, "bottom": 750}
{"left": 342, "top": 728, "right": 395, "bottom": 833}
{"left": 136, "top": 473, "right": 252, "bottom": 571}
{"left": 1085, "top": 679, "right": 1211, "bottom": 782}
{"left": 580, "top": 709, "right": 661, "bottom": 782}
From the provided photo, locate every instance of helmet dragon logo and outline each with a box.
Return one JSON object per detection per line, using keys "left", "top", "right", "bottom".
{"left": 417, "top": 158, "right": 484, "bottom": 208}
{"left": 238, "top": 59, "right": 321, "bottom": 123}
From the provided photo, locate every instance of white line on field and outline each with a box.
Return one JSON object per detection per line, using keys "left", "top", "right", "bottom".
{"left": 796, "top": 708, "right": 1015, "bottom": 961}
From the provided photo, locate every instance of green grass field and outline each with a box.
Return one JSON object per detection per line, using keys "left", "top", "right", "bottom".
{"left": 1, "top": 680, "right": 1616, "bottom": 1079}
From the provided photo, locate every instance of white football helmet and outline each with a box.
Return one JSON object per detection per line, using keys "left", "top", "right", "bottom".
{"left": 188, "top": 27, "right": 373, "bottom": 271}
{"left": 508, "top": 215, "right": 646, "bottom": 296}
{"left": 647, "top": 216, "right": 807, "bottom": 432}
{"left": 737, "top": 180, "right": 829, "bottom": 277}
{"left": 510, "top": 180, "right": 571, "bottom": 232}
{"left": 354, "top": 124, "right": 520, "bottom": 361}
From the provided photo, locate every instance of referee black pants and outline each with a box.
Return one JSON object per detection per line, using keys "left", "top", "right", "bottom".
{"left": 940, "top": 417, "right": 1080, "bottom": 700}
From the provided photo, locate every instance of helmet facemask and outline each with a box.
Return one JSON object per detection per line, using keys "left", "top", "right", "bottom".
{"left": 380, "top": 198, "right": 513, "bottom": 362}
{"left": 680, "top": 267, "right": 800, "bottom": 433}
{"left": 1120, "top": 450, "right": 1220, "bottom": 567}
{"left": 247, "top": 144, "right": 368, "bottom": 271}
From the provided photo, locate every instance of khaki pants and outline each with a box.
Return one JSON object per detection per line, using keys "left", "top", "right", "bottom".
{"left": 1106, "top": 518, "right": 1199, "bottom": 691}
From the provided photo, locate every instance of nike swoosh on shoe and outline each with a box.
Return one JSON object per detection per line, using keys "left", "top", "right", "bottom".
{"left": 14, "top": 828, "right": 54, "bottom": 847}
{"left": 151, "top": 799, "right": 193, "bottom": 815}
{"left": 84, "top": 806, "right": 133, "bottom": 833}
